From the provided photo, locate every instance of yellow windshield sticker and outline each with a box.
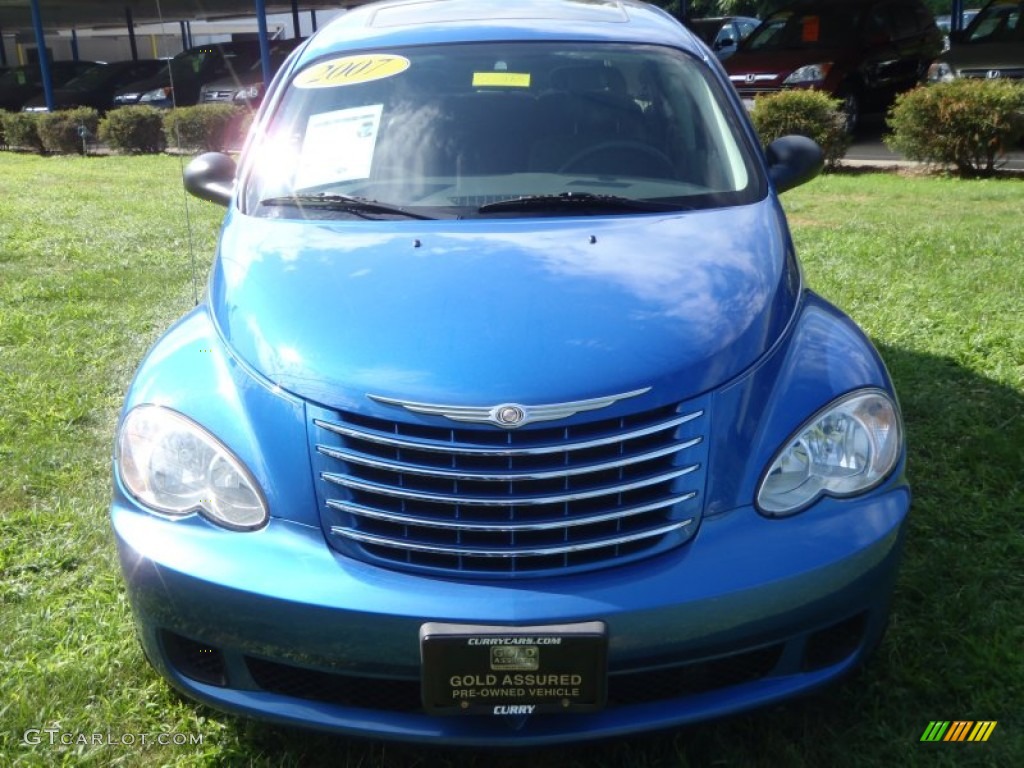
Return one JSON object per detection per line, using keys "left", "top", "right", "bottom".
{"left": 294, "top": 54, "right": 410, "bottom": 89}
{"left": 472, "top": 72, "right": 531, "bottom": 88}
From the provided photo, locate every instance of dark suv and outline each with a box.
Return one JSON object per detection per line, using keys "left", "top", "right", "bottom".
{"left": 199, "top": 38, "right": 304, "bottom": 108}
{"left": 725, "top": 0, "right": 943, "bottom": 131}
{"left": 112, "top": 41, "right": 263, "bottom": 109}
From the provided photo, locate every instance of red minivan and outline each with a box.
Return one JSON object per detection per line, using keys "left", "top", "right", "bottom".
{"left": 725, "top": 0, "right": 943, "bottom": 131}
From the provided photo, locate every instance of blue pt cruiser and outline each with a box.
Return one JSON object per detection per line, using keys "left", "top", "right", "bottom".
{"left": 111, "top": 0, "right": 908, "bottom": 746}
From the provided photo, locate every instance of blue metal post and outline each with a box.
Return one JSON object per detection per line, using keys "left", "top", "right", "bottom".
{"left": 292, "top": 0, "right": 301, "bottom": 38}
{"left": 126, "top": 7, "right": 139, "bottom": 60}
{"left": 254, "top": 0, "right": 272, "bottom": 87}
{"left": 951, "top": 0, "right": 964, "bottom": 33}
{"left": 0, "top": 27, "right": 7, "bottom": 67}
{"left": 29, "top": 0, "right": 54, "bottom": 111}
{"left": 70, "top": 28, "right": 79, "bottom": 61}
{"left": 180, "top": 20, "right": 188, "bottom": 50}
{"left": 311, "top": 10, "right": 318, "bottom": 33}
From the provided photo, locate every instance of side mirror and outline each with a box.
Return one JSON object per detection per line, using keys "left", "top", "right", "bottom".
{"left": 183, "top": 152, "right": 236, "bottom": 206}
{"left": 765, "top": 135, "right": 823, "bottom": 193}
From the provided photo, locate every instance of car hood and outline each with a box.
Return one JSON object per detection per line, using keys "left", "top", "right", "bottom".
{"left": 116, "top": 73, "right": 171, "bottom": 95}
{"left": 941, "top": 42, "right": 1024, "bottom": 70}
{"left": 726, "top": 47, "right": 854, "bottom": 76}
{"left": 22, "top": 88, "right": 97, "bottom": 109}
{"left": 203, "top": 72, "right": 261, "bottom": 91}
{"left": 208, "top": 201, "right": 799, "bottom": 410}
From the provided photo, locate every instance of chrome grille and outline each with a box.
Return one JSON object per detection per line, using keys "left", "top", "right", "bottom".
{"left": 309, "top": 397, "right": 708, "bottom": 578}
{"left": 202, "top": 90, "right": 237, "bottom": 102}
{"left": 961, "top": 68, "right": 1024, "bottom": 80}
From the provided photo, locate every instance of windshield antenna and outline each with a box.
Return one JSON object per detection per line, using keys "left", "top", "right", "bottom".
{"left": 156, "top": 0, "right": 200, "bottom": 306}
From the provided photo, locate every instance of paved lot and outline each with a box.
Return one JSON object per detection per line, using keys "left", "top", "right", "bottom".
{"left": 845, "top": 115, "right": 1024, "bottom": 171}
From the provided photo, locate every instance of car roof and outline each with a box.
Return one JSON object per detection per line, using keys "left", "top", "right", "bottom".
{"left": 298, "top": 0, "right": 701, "bottom": 65}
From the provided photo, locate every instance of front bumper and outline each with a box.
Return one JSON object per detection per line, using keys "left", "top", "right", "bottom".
{"left": 113, "top": 482, "right": 909, "bottom": 746}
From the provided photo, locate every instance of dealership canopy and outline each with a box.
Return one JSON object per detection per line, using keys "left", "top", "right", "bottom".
{"left": 0, "top": 1, "right": 375, "bottom": 110}
{"left": 0, "top": 1, "right": 359, "bottom": 30}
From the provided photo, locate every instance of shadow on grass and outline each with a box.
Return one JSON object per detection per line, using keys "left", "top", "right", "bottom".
{"left": 171, "top": 343, "right": 1022, "bottom": 768}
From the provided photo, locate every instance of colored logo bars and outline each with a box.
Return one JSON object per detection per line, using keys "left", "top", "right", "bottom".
{"left": 920, "top": 721, "right": 998, "bottom": 742}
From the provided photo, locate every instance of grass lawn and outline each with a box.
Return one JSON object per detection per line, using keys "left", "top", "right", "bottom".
{"left": 1, "top": 154, "right": 1021, "bottom": 767}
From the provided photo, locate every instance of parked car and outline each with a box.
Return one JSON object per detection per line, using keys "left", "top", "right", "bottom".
{"left": 687, "top": 15, "right": 761, "bottom": 59}
{"left": 199, "top": 38, "right": 305, "bottom": 108}
{"left": 112, "top": 41, "right": 263, "bottom": 108}
{"left": 20, "top": 59, "right": 167, "bottom": 113}
{"left": 928, "top": 0, "right": 1024, "bottom": 81}
{"left": 725, "top": 0, "right": 944, "bottom": 131}
{"left": 0, "top": 60, "right": 99, "bottom": 111}
{"left": 112, "top": 0, "right": 908, "bottom": 747}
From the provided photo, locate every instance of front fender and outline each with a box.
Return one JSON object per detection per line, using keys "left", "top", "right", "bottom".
{"left": 705, "top": 292, "right": 905, "bottom": 516}
{"left": 117, "top": 306, "right": 319, "bottom": 527}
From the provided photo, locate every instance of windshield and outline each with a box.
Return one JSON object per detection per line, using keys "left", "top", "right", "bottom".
{"left": 0, "top": 67, "right": 40, "bottom": 87}
{"left": 690, "top": 20, "right": 725, "bottom": 46}
{"left": 964, "top": 0, "right": 1024, "bottom": 42}
{"left": 243, "top": 41, "right": 761, "bottom": 219}
{"left": 171, "top": 45, "right": 259, "bottom": 81}
{"left": 59, "top": 64, "right": 111, "bottom": 90}
{"left": 743, "top": 8, "right": 862, "bottom": 51}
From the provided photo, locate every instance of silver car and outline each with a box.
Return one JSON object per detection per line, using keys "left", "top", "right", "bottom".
{"left": 928, "top": 0, "right": 1024, "bottom": 81}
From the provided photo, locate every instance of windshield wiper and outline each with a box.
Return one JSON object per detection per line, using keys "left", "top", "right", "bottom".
{"left": 477, "top": 192, "right": 678, "bottom": 214}
{"left": 259, "top": 193, "right": 435, "bottom": 220}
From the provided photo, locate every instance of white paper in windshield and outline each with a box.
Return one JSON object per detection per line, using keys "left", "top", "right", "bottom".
{"left": 295, "top": 104, "right": 383, "bottom": 189}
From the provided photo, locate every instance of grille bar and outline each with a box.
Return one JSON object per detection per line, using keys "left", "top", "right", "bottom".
{"left": 331, "top": 520, "right": 694, "bottom": 557}
{"left": 316, "top": 438, "right": 700, "bottom": 482}
{"left": 322, "top": 465, "right": 698, "bottom": 507}
{"left": 326, "top": 493, "right": 697, "bottom": 531}
{"left": 310, "top": 396, "right": 709, "bottom": 577}
{"left": 962, "top": 68, "right": 1024, "bottom": 79}
{"left": 313, "top": 410, "right": 700, "bottom": 457}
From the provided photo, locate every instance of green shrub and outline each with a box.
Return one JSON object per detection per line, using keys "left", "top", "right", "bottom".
{"left": 2, "top": 111, "right": 43, "bottom": 153}
{"left": 749, "top": 90, "right": 850, "bottom": 170}
{"left": 36, "top": 107, "right": 100, "bottom": 154}
{"left": 886, "top": 79, "right": 1024, "bottom": 177}
{"left": 98, "top": 106, "right": 166, "bottom": 153}
{"left": 162, "top": 104, "right": 243, "bottom": 152}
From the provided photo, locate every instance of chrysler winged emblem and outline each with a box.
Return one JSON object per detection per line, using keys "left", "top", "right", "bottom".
{"left": 369, "top": 387, "right": 651, "bottom": 429}
{"left": 986, "top": 69, "right": 1002, "bottom": 79}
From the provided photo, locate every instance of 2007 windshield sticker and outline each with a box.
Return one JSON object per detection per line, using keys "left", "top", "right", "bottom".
{"left": 294, "top": 54, "right": 410, "bottom": 88}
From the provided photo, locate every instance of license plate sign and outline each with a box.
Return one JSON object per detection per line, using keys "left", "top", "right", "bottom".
{"left": 420, "top": 621, "right": 607, "bottom": 715}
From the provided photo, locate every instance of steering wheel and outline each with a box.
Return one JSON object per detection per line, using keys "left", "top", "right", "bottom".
{"left": 558, "top": 140, "right": 674, "bottom": 177}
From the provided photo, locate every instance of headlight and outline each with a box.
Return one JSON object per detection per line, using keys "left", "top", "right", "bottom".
{"left": 140, "top": 86, "right": 172, "bottom": 102}
{"left": 756, "top": 390, "right": 902, "bottom": 517}
{"left": 116, "top": 405, "right": 267, "bottom": 530}
{"left": 783, "top": 63, "right": 832, "bottom": 85}
{"left": 927, "top": 61, "right": 955, "bottom": 83}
